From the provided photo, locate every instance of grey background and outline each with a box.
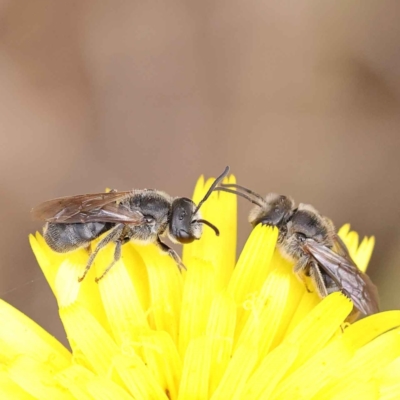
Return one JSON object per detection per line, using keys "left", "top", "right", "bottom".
{"left": 0, "top": 1, "right": 399, "bottom": 343}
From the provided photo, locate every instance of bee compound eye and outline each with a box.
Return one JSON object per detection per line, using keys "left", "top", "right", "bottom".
{"left": 179, "top": 211, "right": 186, "bottom": 221}
{"left": 296, "top": 232, "right": 307, "bottom": 242}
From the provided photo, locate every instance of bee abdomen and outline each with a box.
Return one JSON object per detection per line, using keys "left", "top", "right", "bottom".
{"left": 43, "top": 222, "right": 113, "bottom": 253}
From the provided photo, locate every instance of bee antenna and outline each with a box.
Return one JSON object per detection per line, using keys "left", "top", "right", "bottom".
{"left": 193, "top": 166, "right": 230, "bottom": 214}
{"left": 214, "top": 187, "right": 264, "bottom": 208}
{"left": 221, "top": 183, "right": 265, "bottom": 202}
{"left": 194, "top": 219, "right": 220, "bottom": 236}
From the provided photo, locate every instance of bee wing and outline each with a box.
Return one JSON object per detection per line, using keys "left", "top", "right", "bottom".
{"left": 332, "top": 234, "right": 353, "bottom": 259}
{"left": 32, "top": 191, "right": 146, "bottom": 224}
{"left": 304, "top": 239, "right": 379, "bottom": 316}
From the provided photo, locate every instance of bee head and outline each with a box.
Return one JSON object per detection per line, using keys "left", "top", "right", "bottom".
{"left": 168, "top": 166, "right": 229, "bottom": 244}
{"left": 168, "top": 197, "right": 220, "bottom": 244}
{"left": 168, "top": 198, "right": 199, "bottom": 244}
{"left": 249, "top": 193, "right": 295, "bottom": 228}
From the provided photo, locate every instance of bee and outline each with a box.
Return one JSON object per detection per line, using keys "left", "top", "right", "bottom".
{"left": 216, "top": 183, "right": 379, "bottom": 317}
{"left": 32, "top": 166, "right": 230, "bottom": 282}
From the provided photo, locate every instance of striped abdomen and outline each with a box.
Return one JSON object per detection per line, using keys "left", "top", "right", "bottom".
{"left": 43, "top": 222, "right": 114, "bottom": 253}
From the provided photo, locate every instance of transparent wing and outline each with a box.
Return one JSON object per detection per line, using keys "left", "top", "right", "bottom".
{"left": 333, "top": 234, "right": 353, "bottom": 259}
{"left": 32, "top": 191, "right": 145, "bottom": 224}
{"left": 304, "top": 238, "right": 379, "bottom": 316}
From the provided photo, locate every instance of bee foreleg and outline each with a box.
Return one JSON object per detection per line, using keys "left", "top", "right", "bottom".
{"left": 78, "top": 224, "right": 124, "bottom": 282}
{"left": 309, "top": 262, "right": 329, "bottom": 298}
{"left": 156, "top": 237, "right": 187, "bottom": 272}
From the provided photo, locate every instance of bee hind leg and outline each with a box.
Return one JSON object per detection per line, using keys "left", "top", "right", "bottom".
{"left": 78, "top": 224, "right": 124, "bottom": 282}
{"left": 95, "top": 239, "right": 123, "bottom": 283}
{"left": 309, "top": 262, "right": 329, "bottom": 298}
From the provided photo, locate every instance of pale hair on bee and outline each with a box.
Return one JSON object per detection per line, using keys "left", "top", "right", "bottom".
{"left": 33, "top": 166, "right": 230, "bottom": 282}
{"left": 215, "top": 182, "right": 379, "bottom": 320}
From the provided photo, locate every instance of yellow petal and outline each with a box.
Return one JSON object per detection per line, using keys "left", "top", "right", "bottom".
{"left": 178, "top": 337, "right": 213, "bottom": 399}
{"left": 186, "top": 177, "right": 218, "bottom": 266}
{"left": 243, "top": 343, "right": 299, "bottom": 400}
{"left": 190, "top": 175, "right": 206, "bottom": 209}
{"left": 380, "top": 385, "right": 400, "bottom": 400}
{"left": 31, "top": 233, "right": 111, "bottom": 333}
{"left": 340, "top": 310, "right": 400, "bottom": 349}
{"left": 95, "top": 244, "right": 149, "bottom": 344}
{"left": 56, "top": 365, "right": 96, "bottom": 400}
{"left": 183, "top": 174, "right": 238, "bottom": 290}
{"left": 234, "top": 270, "right": 290, "bottom": 359}
{"left": 268, "top": 250, "right": 305, "bottom": 349}
{"left": 328, "top": 381, "right": 379, "bottom": 400}
{"left": 206, "top": 292, "right": 236, "bottom": 395}
{"left": 209, "top": 343, "right": 257, "bottom": 400}
{"left": 59, "top": 303, "right": 119, "bottom": 376}
{"left": 179, "top": 259, "right": 217, "bottom": 355}
{"left": 198, "top": 174, "right": 237, "bottom": 289}
{"left": 374, "top": 355, "right": 400, "bottom": 385}
{"left": 139, "top": 330, "right": 182, "bottom": 400}
{"left": 283, "top": 291, "right": 321, "bottom": 337}
{"left": 0, "top": 370, "right": 36, "bottom": 400}
{"left": 0, "top": 299, "right": 70, "bottom": 369}
{"left": 116, "top": 243, "right": 150, "bottom": 311}
{"left": 317, "top": 328, "right": 400, "bottom": 399}
{"left": 271, "top": 338, "right": 353, "bottom": 399}
{"left": 134, "top": 244, "right": 183, "bottom": 344}
{"left": 54, "top": 251, "right": 111, "bottom": 333}
{"left": 87, "top": 377, "right": 134, "bottom": 400}
{"left": 354, "top": 236, "right": 375, "bottom": 273}
{"left": 7, "top": 356, "right": 75, "bottom": 400}
{"left": 59, "top": 365, "right": 140, "bottom": 400}
{"left": 30, "top": 233, "right": 57, "bottom": 292}
{"left": 228, "top": 225, "right": 278, "bottom": 325}
{"left": 377, "top": 357, "right": 400, "bottom": 400}
{"left": 114, "top": 353, "right": 169, "bottom": 400}
{"left": 337, "top": 223, "right": 351, "bottom": 239}
{"left": 337, "top": 224, "right": 375, "bottom": 272}
{"left": 283, "top": 292, "right": 353, "bottom": 371}
{"left": 344, "top": 230, "right": 359, "bottom": 259}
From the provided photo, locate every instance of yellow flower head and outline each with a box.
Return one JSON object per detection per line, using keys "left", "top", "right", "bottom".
{"left": 1, "top": 173, "right": 400, "bottom": 399}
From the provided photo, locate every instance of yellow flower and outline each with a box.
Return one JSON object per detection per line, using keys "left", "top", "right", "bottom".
{"left": 1, "top": 173, "right": 400, "bottom": 399}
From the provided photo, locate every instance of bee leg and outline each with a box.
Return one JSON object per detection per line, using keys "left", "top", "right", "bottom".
{"left": 95, "top": 239, "right": 122, "bottom": 283}
{"left": 84, "top": 244, "right": 92, "bottom": 255}
{"left": 309, "top": 262, "right": 328, "bottom": 298}
{"left": 78, "top": 224, "right": 124, "bottom": 282}
{"left": 293, "top": 255, "right": 313, "bottom": 293}
{"left": 156, "top": 237, "right": 187, "bottom": 272}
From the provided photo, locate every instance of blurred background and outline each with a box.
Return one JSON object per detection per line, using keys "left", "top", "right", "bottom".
{"left": 0, "top": 0, "right": 399, "bottom": 343}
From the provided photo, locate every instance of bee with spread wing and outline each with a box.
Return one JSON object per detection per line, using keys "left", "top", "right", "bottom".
{"left": 32, "top": 166, "right": 230, "bottom": 282}
{"left": 216, "top": 183, "right": 379, "bottom": 317}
